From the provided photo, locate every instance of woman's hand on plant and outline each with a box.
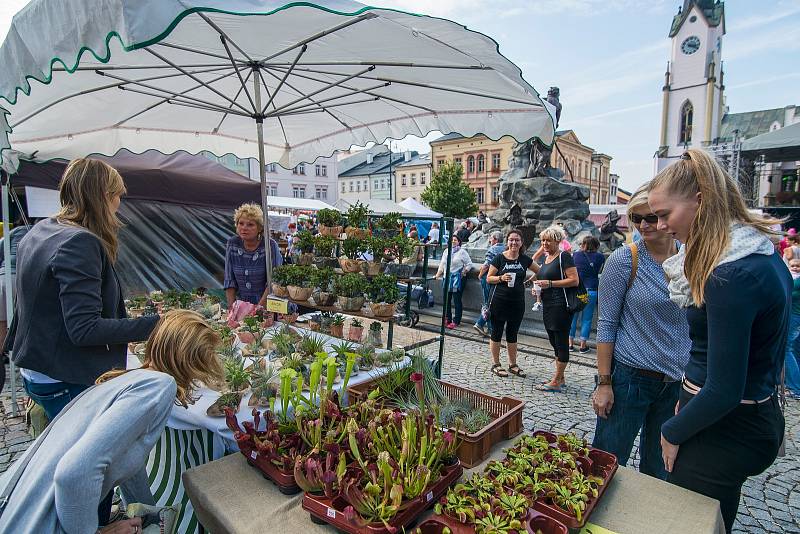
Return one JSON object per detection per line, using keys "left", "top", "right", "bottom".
{"left": 591, "top": 386, "right": 613, "bottom": 419}
{"left": 661, "top": 434, "right": 679, "bottom": 473}
{"left": 98, "top": 517, "right": 142, "bottom": 534}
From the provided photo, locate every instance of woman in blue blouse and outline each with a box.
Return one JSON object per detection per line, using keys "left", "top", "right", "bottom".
{"left": 592, "top": 186, "right": 689, "bottom": 480}
{"left": 650, "top": 150, "right": 789, "bottom": 533}
{"left": 224, "top": 203, "right": 283, "bottom": 309}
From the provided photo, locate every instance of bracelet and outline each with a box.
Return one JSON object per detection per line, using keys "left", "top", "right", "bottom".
{"left": 548, "top": 280, "right": 553, "bottom": 288}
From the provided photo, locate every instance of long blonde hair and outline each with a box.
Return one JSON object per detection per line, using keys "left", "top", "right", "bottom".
{"left": 97, "top": 310, "right": 224, "bottom": 407}
{"left": 57, "top": 158, "right": 127, "bottom": 262}
{"left": 649, "top": 149, "right": 779, "bottom": 306}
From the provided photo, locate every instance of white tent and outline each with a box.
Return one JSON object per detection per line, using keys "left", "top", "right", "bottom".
{"left": 265, "top": 196, "right": 335, "bottom": 212}
{"left": 398, "top": 197, "right": 442, "bottom": 218}
{"left": 335, "top": 197, "right": 415, "bottom": 216}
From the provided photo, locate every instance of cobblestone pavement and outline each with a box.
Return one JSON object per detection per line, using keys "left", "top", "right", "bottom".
{"left": 2, "top": 330, "right": 798, "bottom": 533}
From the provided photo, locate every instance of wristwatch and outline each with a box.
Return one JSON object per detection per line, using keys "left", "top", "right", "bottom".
{"left": 594, "top": 374, "right": 612, "bottom": 386}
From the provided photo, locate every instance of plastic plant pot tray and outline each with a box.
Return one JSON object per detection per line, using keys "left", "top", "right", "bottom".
{"left": 237, "top": 440, "right": 301, "bottom": 495}
{"left": 431, "top": 509, "right": 568, "bottom": 534}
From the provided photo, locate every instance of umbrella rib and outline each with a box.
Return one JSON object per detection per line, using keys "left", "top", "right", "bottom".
{"left": 260, "top": 45, "right": 308, "bottom": 116}
{"left": 267, "top": 66, "right": 375, "bottom": 115}
{"left": 256, "top": 68, "right": 294, "bottom": 145}
{"left": 260, "top": 12, "right": 378, "bottom": 63}
{"left": 259, "top": 67, "right": 351, "bottom": 131}
{"left": 213, "top": 68, "right": 254, "bottom": 133}
{"left": 99, "top": 70, "right": 244, "bottom": 116}
{"left": 117, "top": 86, "right": 251, "bottom": 117}
{"left": 153, "top": 41, "right": 248, "bottom": 65}
{"left": 262, "top": 61, "right": 492, "bottom": 70}
{"left": 143, "top": 47, "right": 252, "bottom": 114}
{"left": 274, "top": 97, "right": 380, "bottom": 117}
{"left": 219, "top": 36, "right": 256, "bottom": 112}
{"left": 196, "top": 11, "right": 254, "bottom": 63}
{"left": 10, "top": 65, "right": 236, "bottom": 129}
{"left": 268, "top": 82, "right": 388, "bottom": 116}
{"left": 51, "top": 63, "right": 234, "bottom": 71}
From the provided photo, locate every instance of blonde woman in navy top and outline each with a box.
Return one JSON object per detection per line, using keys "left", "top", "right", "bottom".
{"left": 649, "top": 149, "right": 789, "bottom": 533}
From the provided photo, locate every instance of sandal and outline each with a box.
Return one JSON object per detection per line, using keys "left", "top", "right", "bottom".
{"left": 490, "top": 364, "right": 509, "bottom": 377}
{"left": 535, "top": 383, "right": 563, "bottom": 393}
{"left": 508, "top": 365, "right": 527, "bottom": 377}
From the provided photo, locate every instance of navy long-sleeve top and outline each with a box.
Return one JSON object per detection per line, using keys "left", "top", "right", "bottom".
{"left": 661, "top": 252, "right": 792, "bottom": 445}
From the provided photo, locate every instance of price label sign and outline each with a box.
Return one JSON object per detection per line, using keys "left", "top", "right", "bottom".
{"left": 426, "top": 491, "right": 434, "bottom": 502}
{"left": 327, "top": 508, "right": 336, "bottom": 519}
{"left": 266, "top": 297, "right": 289, "bottom": 314}
{"left": 250, "top": 451, "right": 257, "bottom": 460}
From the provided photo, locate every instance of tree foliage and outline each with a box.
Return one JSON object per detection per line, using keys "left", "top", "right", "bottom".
{"left": 420, "top": 161, "right": 478, "bottom": 219}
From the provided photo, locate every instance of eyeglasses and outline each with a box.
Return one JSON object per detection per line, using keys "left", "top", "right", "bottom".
{"left": 630, "top": 213, "right": 658, "bottom": 225}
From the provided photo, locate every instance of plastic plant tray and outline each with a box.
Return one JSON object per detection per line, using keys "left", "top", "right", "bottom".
{"left": 237, "top": 441, "right": 301, "bottom": 495}
{"left": 429, "top": 509, "right": 568, "bottom": 534}
{"left": 302, "top": 460, "right": 464, "bottom": 533}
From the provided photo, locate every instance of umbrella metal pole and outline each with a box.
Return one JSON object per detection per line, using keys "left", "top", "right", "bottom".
{"left": 2, "top": 178, "right": 17, "bottom": 416}
{"left": 253, "top": 67, "right": 273, "bottom": 291}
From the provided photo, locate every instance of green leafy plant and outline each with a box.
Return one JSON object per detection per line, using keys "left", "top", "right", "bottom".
{"left": 341, "top": 237, "right": 366, "bottom": 260}
{"left": 334, "top": 273, "right": 368, "bottom": 298}
{"left": 350, "top": 318, "right": 363, "bottom": 328}
{"left": 311, "top": 266, "right": 336, "bottom": 292}
{"left": 331, "top": 314, "right": 345, "bottom": 327}
{"left": 356, "top": 343, "right": 375, "bottom": 368}
{"left": 345, "top": 201, "right": 371, "bottom": 229}
{"left": 376, "top": 211, "right": 402, "bottom": 230}
{"left": 367, "top": 236, "right": 390, "bottom": 263}
{"left": 420, "top": 160, "right": 478, "bottom": 219}
{"left": 369, "top": 321, "right": 383, "bottom": 332}
{"left": 295, "top": 230, "right": 316, "bottom": 253}
{"left": 223, "top": 354, "right": 249, "bottom": 391}
{"left": 272, "top": 265, "right": 292, "bottom": 286}
{"left": 367, "top": 273, "right": 400, "bottom": 304}
{"left": 313, "top": 235, "right": 337, "bottom": 258}
{"left": 297, "top": 333, "right": 327, "bottom": 359}
{"left": 389, "top": 235, "right": 416, "bottom": 264}
{"left": 317, "top": 208, "right": 342, "bottom": 227}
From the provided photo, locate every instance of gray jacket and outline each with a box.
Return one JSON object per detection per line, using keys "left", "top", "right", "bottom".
{"left": 10, "top": 218, "right": 159, "bottom": 384}
{"left": 0, "top": 369, "right": 176, "bottom": 534}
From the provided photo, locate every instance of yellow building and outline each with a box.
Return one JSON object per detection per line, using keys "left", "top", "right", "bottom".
{"left": 550, "top": 130, "right": 613, "bottom": 204}
{"left": 429, "top": 133, "right": 516, "bottom": 211}
{"left": 394, "top": 153, "right": 431, "bottom": 202}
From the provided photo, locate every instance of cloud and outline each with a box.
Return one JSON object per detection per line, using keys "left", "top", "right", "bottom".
{"left": 729, "top": 4, "right": 800, "bottom": 31}
{"left": 724, "top": 23, "right": 800, "bottom": 61}
{"left": 569, "top": 101, "right": 660, "bottom": 125}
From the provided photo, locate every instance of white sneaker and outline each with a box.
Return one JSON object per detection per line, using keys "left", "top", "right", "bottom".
{"left": 532, "top": 302, "right": 542, "bottom": 312}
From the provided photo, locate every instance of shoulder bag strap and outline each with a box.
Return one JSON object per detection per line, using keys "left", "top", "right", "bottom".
{"left": 0, "top": 385, "right": 96, "bottom": 516}
{"left": 559, "top": 252, "right": 569, "bottom": 309}
{"left": 627, "top": 243, "right": 639, "bottom": 290}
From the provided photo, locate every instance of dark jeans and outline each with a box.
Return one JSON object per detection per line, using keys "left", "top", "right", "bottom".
{"left": 475, "top": 275, "right": 492, "bottom": 333}
{"left": 545, "top": 329, "right": 570, "bottom": 363}
{"left": 445, "top": 289, "right": 463, "bottom": 325}
{"left": 668, "top": 389, "right": 784, "bottom": 533}
{"left": 592, "top": 360, "right": 680, "bottom": 479}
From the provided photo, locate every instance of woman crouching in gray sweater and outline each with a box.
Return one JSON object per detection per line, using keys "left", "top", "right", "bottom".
{"left": 0, "top": 310, "right": 224, "bottom": 534}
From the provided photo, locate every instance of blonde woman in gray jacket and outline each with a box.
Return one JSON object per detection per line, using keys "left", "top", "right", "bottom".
{"left": 0, "top": 310, "right": 223, "bottom": 534}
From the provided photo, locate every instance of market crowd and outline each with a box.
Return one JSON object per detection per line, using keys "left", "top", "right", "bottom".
{"left": 0, "top": 149, "right": 793, "bottom": 534}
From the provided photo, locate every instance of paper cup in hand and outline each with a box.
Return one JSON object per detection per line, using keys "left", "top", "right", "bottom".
{"left": 507, "top": 272, "right": 516, "bottom": 287}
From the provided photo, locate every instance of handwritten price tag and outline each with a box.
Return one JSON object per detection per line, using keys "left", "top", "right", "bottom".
{"left": 327, "top": 508, "right": 336, "bottom": 519}
{"left": 426, "top": 491, "right": 434, "bottom": 502}
{"left": 250, "top": 451, "right": 257, "bottom": 460}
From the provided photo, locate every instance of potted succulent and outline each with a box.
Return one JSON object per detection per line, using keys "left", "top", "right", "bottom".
{"left": 271, "top": 264, "right": 291, "bottom": 298}
{"left": 372, "top": 211, "right": 403, "bottom": 239}
{"left": 334, "top": 273, "right": 367, "bottom": 312}
{"left": 329, "top": 314, "right": 346, "bottom": 338}
{"left": 317, "top": 207, "right": 343, "bottom": 237}
{"left": 366, "top": 320, "right": 384, "bottom": 348}
{"left": 348, "top": 317, "right": 364, "bottom": 342}
{"left": 367, "top": 273, "right": 400, "bottom": 319}
{"left": 384, "top": 235, "right": 417, "bottom": 278}
{"left": 345, "top": 201, "right": 371, "bottom": 239}
{"left": 339, "top": 237, "right": 366, "bottom": 273}
{"left": 364, "top": 236, "right": 389, "bottom": 276}
{"left": 311, "top": 267, "right": 337, "bottom": 307}
{"left": 286, "top": 265, "right": 314, "bottom": 302}
{"left": 356, "top": 342, "right": 375, "bottom": 370}
{"left": 293, "top": 230, "right": 316, "bottom": 266}
{"left": 313, "top": 234, "right": 339, "bottom": 269}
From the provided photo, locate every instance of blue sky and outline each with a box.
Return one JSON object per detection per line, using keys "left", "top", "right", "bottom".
{"left": 1, "top": 1, "right": 798, "bottom": 191}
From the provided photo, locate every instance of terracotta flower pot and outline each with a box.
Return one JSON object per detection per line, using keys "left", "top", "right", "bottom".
{"left": 287, "top": 286, "right": 313, "bottom": 301}
{"left": 261, "top": 315, "right": 275, "bottom": 328}
{"left": 348, "top": 326, "right": 363, "bottom": 342}
{"left": 338, "top": 295, "right": 365, "bottom": 312}
{"left": 319, "top": 225, "right": 343, "bottom": 237}
{"left": 370, "top": 302, "right": 396, "bottom": 319}
{"left": 345, "top": 227, "right": 371, "bottom": 239}
{"left": 363, "top": 261, "right": 384, "bottom": 276}
{"left": 338, "top": 257, "right": 363, "bottom": 273}
{"left": 236, "top": 330, "right": 256, "bottom": 345}
{"left": 330, "top": 324, "right": 344, "bottom": 338}
{"left": 272, "top": 283, "right": 289, "bottom": 298}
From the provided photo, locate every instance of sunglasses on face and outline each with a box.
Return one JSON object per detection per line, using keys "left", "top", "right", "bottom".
{"left": 630, "top": 213, "right": 658, "bottom": 224}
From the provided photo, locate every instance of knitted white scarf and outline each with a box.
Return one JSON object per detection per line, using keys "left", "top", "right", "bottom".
{"left": 661, "top": 223, "right": 775, "bottom": 308}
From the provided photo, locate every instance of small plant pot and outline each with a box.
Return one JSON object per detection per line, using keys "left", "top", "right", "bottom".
{"left": 308, "top": 320, "right": 321, "bottom": 331}
{"left": 313, "top": 257, "right": 339, "bottom": 270}
{"left": 287, "top": 285, "right": 313, "bottom": 301}
{"left": 347, "top": 325, "right": 363, "bottom": 342}
{"left": 295, "top": 252, "right": 315, "bottom": 266}
{"left": 279, "top": 312, "right": 299, "bottom": 324}
{"left": 383, "top": 263, "right": 415, "bottom": 278}
{"left": 363, "top": 261, "right": 384, "bottom": 276}
{"left": 330, "top": 324, "right": 344, "bottom": 338}
{"left": 236, "top": 330, "right": 256, "bottom": 345}
{"left": 366, "top": 329, "right": 383, "bottom": 348}
{"left": 272, "top": 283, "right": 289, "bottom": 298}
{"left": 312, "top": 290, "right": 337, "bottom": 307}
{"left": 338, "top": 257, "right": 363, "bottom": 273}
{"left": 319, "top": 225, "right": 343, "bottom": 237}
{"left": 370, "top": 302, "right": 396, "bottom": 319}
{"left": 345, "top": 227, "right": 371, "bottom": 239}
{"left": 261, "top": 314, "right": 275, "bottom": 328}
{"left": 337, "top": 295, "right": 365, "bottom": 312}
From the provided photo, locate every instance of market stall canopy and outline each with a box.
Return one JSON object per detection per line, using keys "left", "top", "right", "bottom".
{"left": 0, "top": 0, "right": 555, "bottom": 172}
{"left": 265, "top": 196, "right": 335, "bottom": 211}
{"left": 398, "top": 197, "right": 442, "bottom": 218}
{"left": 741, "top": 122, "right": 800, "bottom": 162}
{"left": 334, "top": 198, "right": 415, "bottom": 216}
{"left": 10, "top": 149, "right": 260, "bottom": 210}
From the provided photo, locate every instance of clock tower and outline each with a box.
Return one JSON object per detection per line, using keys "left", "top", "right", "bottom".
{"left": 655, "top": 0, "right": 726, "bottom": 172}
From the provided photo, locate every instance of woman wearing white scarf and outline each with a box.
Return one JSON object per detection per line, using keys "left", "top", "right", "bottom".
{"left": 649, "top": 149, "right": 790, "bottom": 533}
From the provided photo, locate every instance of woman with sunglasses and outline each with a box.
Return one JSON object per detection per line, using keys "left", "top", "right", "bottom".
{"left": 650, "top": 150, "right": 788, "bottom": 533}
{"left": 592, "top": 185, "right": 690, "bottom": 480}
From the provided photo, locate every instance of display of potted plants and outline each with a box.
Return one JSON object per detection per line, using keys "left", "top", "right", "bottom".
{"left": 366, "top": 320, "right": 383, "bottom": 347}
{"left": 367, "top": 273, "right": 400, "bottom": 319}
{"left": 345, "top": 201, "right": 371, "bottom": 239}
{"left": 317, "top": 208, "right": 343, "bottom": 237}
{"left": 355, "top": 343, "right": 375, "bottom": 370}
{"left": 384, "top": 235, "right": 417, "bottom": 278}
{"left": 338, "top": 237, "right": 366, "bottom": 273}
{"left": 348, "top": 317, "right": 364, "bottom": 342}
{"left": 364, "top": 236, "right": 389, "bottom": 276}
{"left": 329, "top": 314, "right": 346, "bottom": 338}
{"left": 286, "top": 265, "right": 314, "bottom": 302}
{"left": 372, "top": 211, "right": 403, "bottom": 238}
{"left": 311, "top": 267, "right": 337, "bottom": 307}
{"left": 334, "top": 273, "right": 367, "bottom": 312}
{"left": 294, "top": 230, "right": 316, "bottom": 266}
{"left": 312, "top": 234, "right": 339, "bottom": 269}
{"left": 272, "top": 264, "right": 291, "bottom": 298}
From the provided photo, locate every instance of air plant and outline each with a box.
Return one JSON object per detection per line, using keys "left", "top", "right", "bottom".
{"left": 223, "top": 354, "right": 250, "bottom": 391}
{"left": 297, "top": 333, "right": 327, "bottom": 360}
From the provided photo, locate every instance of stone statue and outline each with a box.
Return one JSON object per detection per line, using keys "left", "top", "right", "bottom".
{"left": 526, "top": 87, "right": 562, "bottom": 179}
{"left": 502, "top": 202, "right": 525, "bottom": 227}
{"left": 599, "top": 210, "right": 625, "bottom": 251}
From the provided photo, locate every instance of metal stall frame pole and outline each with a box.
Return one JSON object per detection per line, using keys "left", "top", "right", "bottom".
{"left": 436, "top": 217, "right": 453, "bottom": 378}
{"left": 2, "top": 173, "right": 17, "bottom": 416}
{"left": 252, "top": 66, "right": 273, "bottom": 291}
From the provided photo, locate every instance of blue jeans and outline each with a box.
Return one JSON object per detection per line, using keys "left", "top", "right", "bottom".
{"left": 785, "top": 312, "right": 800, "bottom": 394}
{"left": 23, "top": 379, "right": 90, "bottom": 421}
{"left": 569, "top": 289, "right": 597, "bottom": 342}
{"left": 592, "top": 360, "right": 680, "bottom": 480}
{"left": 475, "top": 275, "right": 492, "bottom": 332}
{"left": 445, "top": 289, "right": 463, "bottom": 325}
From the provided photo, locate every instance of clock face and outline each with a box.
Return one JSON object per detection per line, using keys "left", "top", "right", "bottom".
{"left": 681, "top": 36, "right": 701, "bottom": 55}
